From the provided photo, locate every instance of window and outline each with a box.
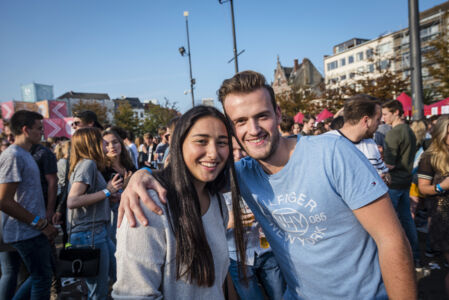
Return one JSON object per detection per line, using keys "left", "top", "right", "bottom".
{"left": 379, "top": 59, "right": 390, "bottom": 71}
{"left": 367, "top": 64, "right": 375, "bottom": 73}
{"left": 340, "top": 75, "right": 347, "bottom": 81}
{"left": 349, "top": 72, "right": 355, "bottom": 79}
{"left": 402, "top": 53, "right": 410, "bottom": 69}
{"left": 356, "top": 52, "right": 363, "bottom": 61}
{"left": 327, "top": 61, "right": 338, "bottom": 71}
{"left": 348, "top": 55, "right": 354, "bottom": 64}
{"left": 340, "top": 58, "right": 346, "bottom": 66}
{"left": 366, "top": 48, "right": 374, "bottom": 59}
{"left": 377, "top": 42, "right": 392, "bottom": 55}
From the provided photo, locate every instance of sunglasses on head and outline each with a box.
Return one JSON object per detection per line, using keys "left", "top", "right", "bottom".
{"left": 71, "top": 121, "right": 81, "bottom": 127}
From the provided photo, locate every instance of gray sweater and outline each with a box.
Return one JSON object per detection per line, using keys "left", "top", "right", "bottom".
{"left": 112, "top": 190, "right": 229, "bottom": 300}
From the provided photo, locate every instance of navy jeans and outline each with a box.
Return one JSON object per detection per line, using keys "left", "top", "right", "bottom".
{"left": 229, "top": 251, "right": 286, "bottom": 300}
{"left": 0, "top": 251, "right": 21, "bottom": 299}
{"left": 388, "top": 189, "right": 420, "bottom": 261}
{"left": 11, "top": 234, "right": 53, "bottom": 300}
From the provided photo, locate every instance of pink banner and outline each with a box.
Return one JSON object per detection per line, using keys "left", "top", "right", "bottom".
{"left": 49, "top": 101, "right": 67, "bottom": 119}
{"left": 1, "top": 102, "right": 14, "bottom": 119}
{"left": 43, "top": 117, "right": 74, "bottom": 139}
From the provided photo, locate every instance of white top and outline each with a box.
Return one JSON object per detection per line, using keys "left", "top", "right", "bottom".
{"left": 327, "top": 130, "right": 389, "bottom": 174}
{"left": 113, "top": 190, "right": 229, "bottom": 300}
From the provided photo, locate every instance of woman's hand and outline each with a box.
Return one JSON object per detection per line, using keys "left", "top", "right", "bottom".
{"left": 107, "top": 173, "right": 124, "bottom": 194}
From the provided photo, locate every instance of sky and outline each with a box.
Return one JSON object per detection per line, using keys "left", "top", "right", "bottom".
{"left": 0, "top": 0, "right": 446, "bottom": 113}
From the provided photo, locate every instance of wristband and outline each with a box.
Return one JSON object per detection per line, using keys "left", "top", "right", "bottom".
{"left": 30, "top": 215, "right": 40, "bottom": 227}
{"left": 103, "top": 188, "right": 111, "bottom": 198}
{"left": 141, "top": 167, "right": 153, "bottom": 174}
{"left": 436, "top": 183, "right": 444, "bottom": 193}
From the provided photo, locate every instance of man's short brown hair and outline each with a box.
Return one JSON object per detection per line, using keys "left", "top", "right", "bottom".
{"left": 382, "top": 99, "right": 404, "bottom": 116}
{"left": 344, "top": 94, "right": 381, "bottom": 125}
{"left": 280, "top": 114, "right": 294, "bottom": 133}
{"left": 218, "top": 70, "right": 276, "bottom": 111}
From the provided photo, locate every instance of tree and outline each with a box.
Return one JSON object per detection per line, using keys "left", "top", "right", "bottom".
{"left": 277, "top": 85, "right": 344, "bottom": 118}
{"left": 423, "top": 35, "right": 449, "bottom": 99}
{"left": 72, "top": 100, "right": 108, "bottom": 126}
{"left": 114, "top": 102, "right": 141, "bottom": 135}
{"left": 141, "top": 99, "right": 180, "bottom": 135}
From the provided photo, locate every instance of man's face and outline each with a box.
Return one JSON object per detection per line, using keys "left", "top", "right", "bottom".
{"left": 223, "top": 88, "right": 281, "bottom": 161}
{"left": 381, "top": 108, "right": 396, "bottom": 125}
{"left": 304, "top": 118, "right": 315, "bottom": 132}
{"left": 144, "top": 136, "right": 152, "bottom": 145}
{"left": 364, "top": 105, "right": 382, "bottom": 139}
{"left": 4, "top": 125, "right": 14, "bottom": 143}
{"left": 292, "top": 123, "right": 301, "bottom": 135}
{"left": 71, "top": 117, "right": 89, "bottom": 131}
{"left": 165, "top": 127, "right": 172, "bottom": 144}
{"left": 27, "top": 120, "right": 43, "bottom": 145}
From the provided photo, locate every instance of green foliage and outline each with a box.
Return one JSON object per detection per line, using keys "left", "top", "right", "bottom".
{"left": 72, "top": 100, "right": 108, "bottom": 125}
{"left": 141, "top": 99, "right": 180, "bottom": 135}
{"left": 114, "top": 102, "right": 141, "bottom": 136}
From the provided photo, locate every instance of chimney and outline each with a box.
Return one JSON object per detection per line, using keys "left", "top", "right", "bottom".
{"left": 294, "top": 59, "right": 299, "bottom": 72}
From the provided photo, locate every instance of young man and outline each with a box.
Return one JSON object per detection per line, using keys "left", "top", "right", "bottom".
{"left": 326, "top": 94, "right": 390, "bottom": 183}
{"left": 382, "top": 100, "right": 420, "bottom": 264}
{"left": 119, "top": 72, "right": 416, "bottom": 299}
{"left": 300, "top": 114, "right": 315, "bottom": 136}
{"left": 0, "top": 110, "right": 58, "bottom": 300}
{"left": 71, "top": 110, "right": 103, "bottom": 131}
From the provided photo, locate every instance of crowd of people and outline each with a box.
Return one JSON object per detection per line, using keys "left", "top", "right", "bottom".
{"left": 0, "top": 70, "right": 448, "bottom": 299}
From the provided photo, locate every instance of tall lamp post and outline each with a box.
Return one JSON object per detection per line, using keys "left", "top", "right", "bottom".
{"left": 179, "top": 11, "right": 195, "bottom": 108}
{"left": 408, "top": 0, "right": 424, "bottom": 120}
{"left": 219, "top": 0, "right": 243, "bottom": 74}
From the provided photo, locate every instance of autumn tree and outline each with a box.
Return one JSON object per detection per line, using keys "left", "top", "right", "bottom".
{"left": 72, "top": 100, "right": 108, "bottom": 126}
{"left": 423, "top": 31, "right": 449, "bottom": 99}
{"left": 141, "top": 99, "right": 180, "bottom": 135}
{"left": 114, "top": 102, "right": 141, "bottom": 135}
{"left": 277, "top": 84, "right": 344, "bottom": 118}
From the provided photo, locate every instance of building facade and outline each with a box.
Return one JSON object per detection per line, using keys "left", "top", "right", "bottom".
{"left": 21, "top": 83, "right": 54, "bottom": 102}
{"left": 272, "top": 57, "right": 324, "bottom": 96}
{"left": 324, "top": 2, "right": 449, "bottom": 97}
{"left": 324, "top": 35, "right": 396, "bottom": 90}
{"left": 57, "top": 91, "right": 114, "bottom": 122}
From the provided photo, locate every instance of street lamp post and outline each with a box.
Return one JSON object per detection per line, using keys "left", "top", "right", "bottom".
{"left": 179, "top": 11, "right": 195, "bottom": 108}
{"left": 408, "top": 0, "right": 424, "bottom": 120}
{"left": 219, "top": 0, "right": 240, "bottom": 74}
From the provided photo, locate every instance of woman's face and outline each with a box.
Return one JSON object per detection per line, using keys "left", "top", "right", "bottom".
{"left": 182, "top": 116, "right": 229, "bottom": 185}
{"left": 103, "top": 133, "right": 122, "bottom": 159}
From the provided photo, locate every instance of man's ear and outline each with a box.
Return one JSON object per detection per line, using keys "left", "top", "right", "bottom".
{"left": 21, "top": 125, "right": 28, "bottom": 136}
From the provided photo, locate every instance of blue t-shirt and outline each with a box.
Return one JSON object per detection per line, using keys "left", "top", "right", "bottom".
{"left": 235, "top": 135, "right": 389, "bottom": 300}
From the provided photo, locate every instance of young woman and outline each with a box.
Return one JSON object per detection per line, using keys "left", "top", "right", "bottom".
{"left": 67, "top": 127, "right": 123, "bottom": 300}
{"left": 113, "top": 106, "right": 247, "bottom": 299}
{"left": 102, "top": 129, "right": 135, "bottom": 243}
{"left": 418, "top": 116, "right": 449, "bottom": 297}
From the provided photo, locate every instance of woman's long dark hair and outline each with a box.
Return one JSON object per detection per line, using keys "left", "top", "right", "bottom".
{"left": 154, "top": 105, "right": 246, "bottom": 287}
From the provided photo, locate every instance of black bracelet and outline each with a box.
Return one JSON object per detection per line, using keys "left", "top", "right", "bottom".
{"left": 37, "top": 218, "right": 48, "bottom": 231}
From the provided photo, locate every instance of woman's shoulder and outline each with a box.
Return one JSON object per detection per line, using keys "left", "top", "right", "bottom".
{"left": 125, "top": 190, "right": 168, "bottom": 229}
{"left": 76, "top": 159, "right": 96, "bottom": 169}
